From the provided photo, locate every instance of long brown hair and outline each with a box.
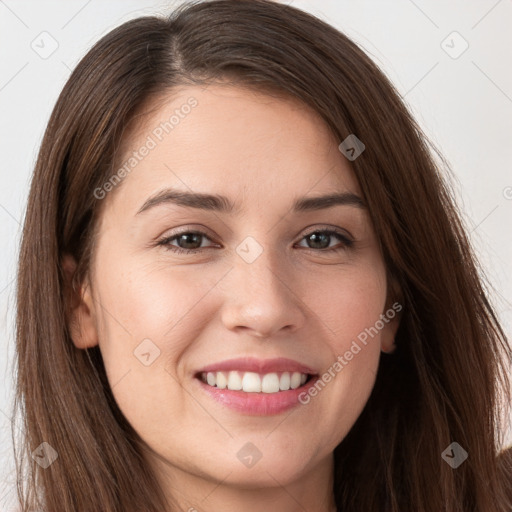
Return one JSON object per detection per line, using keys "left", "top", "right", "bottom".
{"left": 13, "top": 1, "right": 512, "bottom": 510}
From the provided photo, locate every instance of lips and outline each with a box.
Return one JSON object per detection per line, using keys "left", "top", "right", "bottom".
{"left": 195, "top": 356, "right": 318, "bottom": 376}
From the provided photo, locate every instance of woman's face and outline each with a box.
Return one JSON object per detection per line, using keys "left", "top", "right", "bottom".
{"left": 67, "top": 84, "right": 398, "bottom": 499}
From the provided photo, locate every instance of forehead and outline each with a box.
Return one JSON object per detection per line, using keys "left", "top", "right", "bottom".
{"left": 109, "top": 83, "right": 360, "bottom": 211}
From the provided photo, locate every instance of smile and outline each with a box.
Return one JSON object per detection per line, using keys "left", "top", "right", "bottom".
{"left": 194, "top": 357, "right": 320, "bottom": 415}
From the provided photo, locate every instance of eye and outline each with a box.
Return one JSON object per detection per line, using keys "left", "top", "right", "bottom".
{"left": 156, "top": 227, "right": 354, "bottom": 255}
{"left": 156, "top": 230, "right": 216, "bottom": 254}
{"left": 295, "top": 228, "right": 354, "bottom": 252}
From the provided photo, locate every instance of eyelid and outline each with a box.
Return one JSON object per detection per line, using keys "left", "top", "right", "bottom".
{"left": 157, "top": 225, "right": 217, "bottom": 242}
{"left": 300, "top": 224, "right": 354, "bottom": 241}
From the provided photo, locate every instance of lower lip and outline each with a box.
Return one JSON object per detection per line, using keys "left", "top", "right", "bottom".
{"left": 195, "top": 376, "right": 319, "bottom": 415}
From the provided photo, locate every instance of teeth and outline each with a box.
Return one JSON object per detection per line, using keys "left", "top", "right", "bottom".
{"left": 279, "top": 372, "right": 291, "bottom": 390}
{"left": 227, "top": 371, "right": 242, "bottom": 390}
{"left": 201, "top": 371, "right": 309, "bottom": 393}
{"left": 242, "top": 372, "right": 261, "bottom": 392}
{"left": 261, "top": 373, "right": 280, "bottom": 393}
{"left": 216, "top": 371, "right": 227, "bottom": 389}
{"left": 290, "top": 372, "right": 302, "bottom": 389}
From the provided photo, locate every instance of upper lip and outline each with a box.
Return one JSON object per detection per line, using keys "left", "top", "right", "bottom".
{"left": 196, "top": 357, "right": 318, "bottom": 376}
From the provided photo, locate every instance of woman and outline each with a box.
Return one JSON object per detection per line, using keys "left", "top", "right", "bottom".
{"left": 13, "top": 0, "right": 512, "bottom": 511}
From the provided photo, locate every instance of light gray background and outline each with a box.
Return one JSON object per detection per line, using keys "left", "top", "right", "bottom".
{"left": 1, "top": 0, "right": 511, "bottom": 509}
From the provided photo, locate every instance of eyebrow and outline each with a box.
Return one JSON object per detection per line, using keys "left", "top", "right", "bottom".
{"left": 136, "top": 188, "right": 366, "bottom": 215}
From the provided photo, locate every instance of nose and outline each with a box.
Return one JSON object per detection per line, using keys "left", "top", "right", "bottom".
{"left": 219, "top": 245, "right": 306, "bottom": 339}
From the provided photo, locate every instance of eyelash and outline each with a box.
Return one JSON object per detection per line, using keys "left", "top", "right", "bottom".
{"left": 156, "top": 227, "right": 354, "bottom": 255}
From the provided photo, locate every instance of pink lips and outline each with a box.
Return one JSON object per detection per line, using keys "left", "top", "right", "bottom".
{"left": 196, "top": 356, "right": 317, "bottom": 375}
{"left": 194, "top": 356, "right": 319, "bottom": 416}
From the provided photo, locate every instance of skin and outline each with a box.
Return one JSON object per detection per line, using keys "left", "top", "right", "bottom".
{"left": 64, "top": 83, "right": 399, "bottom": 512}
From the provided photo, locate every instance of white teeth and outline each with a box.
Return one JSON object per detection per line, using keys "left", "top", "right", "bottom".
{"left": 279, "top": 372, "right": 291, "bottom": 390}
{"left": 206, "top": 372, "right": 216, "bottom": 386}
{"left": 242, "top": 372, "right": 261, "bottom": 392}
{"left": 261, "top": 373, "right": 280, "bottom": 393}
{"left": 290, "top": 372, "right": 302, "bottom": 389}
{"left": 216, "top": 371, "right": 227, "bottom": 389}
{"left": 200, "top": 370, "right": 309, "bottom": 393}
{"left": 227, "top": 371, "right": 242, "bottom": 390}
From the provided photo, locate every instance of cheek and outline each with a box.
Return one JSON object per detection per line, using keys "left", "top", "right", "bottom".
{"left": 91, "top": 254, "right": 229, "bottom": 414}
{"left": 299, "top": 263, "right": 386, "bottom": 443}
{"left": 312, "top": 262, "right": 387, "bottom": 349}
{"left": 94, "top": 257, "right": 224, "bottom": 364}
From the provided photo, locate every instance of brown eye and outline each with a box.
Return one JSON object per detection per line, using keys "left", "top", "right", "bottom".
{"left": 298, "top": 229, "right": 354, "bottom": 251}
{"left": 157, "top": 230, "right": 216, "bottom": 254}
{"left": 156, "top": 228, "right": 354, "bottom": 255}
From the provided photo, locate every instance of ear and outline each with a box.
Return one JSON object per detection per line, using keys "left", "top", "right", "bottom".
{"left": 61, "top": 253, "right": 99, "bottom": 349}
{"left": 380, "top": 274, "right": 403, "bottom": 354}
{"left": 380, "top": 311, "right": 400, "bottom": 354}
